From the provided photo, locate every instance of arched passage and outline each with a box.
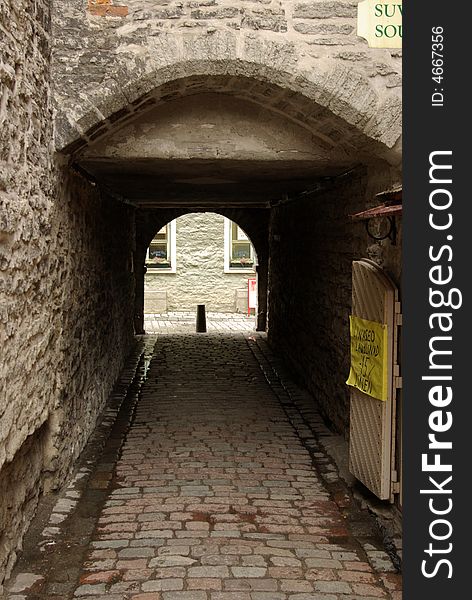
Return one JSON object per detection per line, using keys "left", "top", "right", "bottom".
{"left": 135, "top": 207, "right": 269, "bottom": 332}
{"left": 58, "top": 57, "right": 401, "bottom": 165}
{"left": 142, "top": 212, "right": 259, "bottom": 320}
{"left": 62, "top": 69, "right": 401, "bottom": 165}
{"left": 62, "top": 70, "right": 401, "bottom": 431}
{"left": 2, "top": 3, "right": 404, "bottom": 588}
{"left": 64, "top": 72, "right": 401, "bottom": 342}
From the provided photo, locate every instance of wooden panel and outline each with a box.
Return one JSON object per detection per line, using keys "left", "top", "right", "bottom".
{"left": 349, "top": 259, "right": 398, "bottom": 500}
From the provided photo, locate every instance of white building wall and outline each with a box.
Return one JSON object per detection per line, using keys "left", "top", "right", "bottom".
{"left": 144, "top": 213, "right": 255, "bottom": 313}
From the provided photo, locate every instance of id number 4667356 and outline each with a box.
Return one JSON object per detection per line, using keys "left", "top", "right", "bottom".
{"left": 431, "top": 27, "right": 444, "bottom": 86}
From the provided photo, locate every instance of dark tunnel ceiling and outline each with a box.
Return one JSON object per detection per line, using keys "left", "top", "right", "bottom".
{"left": 76, "top": 158, "right": 355, "bottom": 209}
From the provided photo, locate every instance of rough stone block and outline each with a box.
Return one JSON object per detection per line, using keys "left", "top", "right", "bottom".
{"left": 88, "top": 1, "right": 129, "bottom": 18}
{"left": 293, "top": 2, "right": 357, "bottom": 19}
{"left": 191, "top": 8, "right": 241, "bottom": 19}
{"left": 294, "top": 22, "right": 354, "bottom": 35}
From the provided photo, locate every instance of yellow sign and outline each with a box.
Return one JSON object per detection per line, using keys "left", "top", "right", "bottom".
{"left": 346, "top": 315, "right": 388, "bottom": 401}
{"left": 357, "top": 1, "right": 403, "bottom": 48}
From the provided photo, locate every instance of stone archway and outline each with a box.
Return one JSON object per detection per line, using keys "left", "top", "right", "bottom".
{"left": 58, "top": 59, "right": 401, "bottom": 166}
{"left": 58, "top": 60, "right": 402, "bottom": 441}
{"left": 135, "top": 208, "right": 269, "bottom": 333}
{"left": 59, "top": 64, "right": 401, "bottom": 340}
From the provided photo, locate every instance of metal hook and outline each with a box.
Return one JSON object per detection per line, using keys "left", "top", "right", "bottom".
{"left": 364, "top": 216, "right": 397, "bottom": 245}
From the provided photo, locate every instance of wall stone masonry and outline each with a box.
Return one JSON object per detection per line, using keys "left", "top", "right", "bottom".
{"left": 87, "top": 0, "right": 129, "bottom": 18}
{"left": 0, "top": 162, "right": 137, "bottom": 588}
{"left": 293, "top": 1, "right": 358, "bottom": 19}
{"left": 0, "top": 423, "right": 49, "bottom": 591}
{"left": 0, "top": 1, "right": 136, "bottom": 588}
{"left": 52, "top": 0, "right": 402, "bottom": 161}
{"left": 1, "top": 0, "right": 55, "bottom": 585}
{"left": 45, "top": 168, "right": 136, "bottom": 488}
{"left": 268, "top": 163, "right": 401, "bottom": 435}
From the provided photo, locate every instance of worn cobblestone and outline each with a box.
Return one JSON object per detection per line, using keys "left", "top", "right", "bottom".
{"left": 5, "top": 333, "right": 400, "bottom": 599}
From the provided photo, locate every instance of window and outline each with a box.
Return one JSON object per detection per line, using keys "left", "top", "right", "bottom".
{"left": 145, "top": 221, "right": 176, "bottom": 273}
{"left": 224, "top": 219, "right": 255, "bottom": 272}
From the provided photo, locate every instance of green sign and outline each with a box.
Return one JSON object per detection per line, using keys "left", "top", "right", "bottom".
{"left": 357, "top": 1, "right": 403, "bottom": 48}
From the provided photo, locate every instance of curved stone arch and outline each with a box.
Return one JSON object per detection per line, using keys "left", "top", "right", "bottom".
{"left": 59, "top": 51, "right": 401, "bottom": 165}
{"left": 139, "top": 208, "right": 268, "bottom": 264}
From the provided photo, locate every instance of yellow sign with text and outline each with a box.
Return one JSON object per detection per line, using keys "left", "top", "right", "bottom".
{"left": 357, "top": 0, "right": 403, "bottom": 48}
{"left": 346, "top": 315, "right": 388, "bottom": 401}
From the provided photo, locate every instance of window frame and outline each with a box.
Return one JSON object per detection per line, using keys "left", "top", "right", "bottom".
{"left": 224, "top": 218, "right": 256, "bottom": 273}
{"left": 145, "top": 220, "right": 177, "bottom": 274}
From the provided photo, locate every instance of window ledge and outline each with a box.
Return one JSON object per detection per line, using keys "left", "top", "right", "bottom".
{"left": 146, "top": 268, "right": 176, "bottom": 274}
{"left": 224, "top": 268, "right": 256, "bottom": 274}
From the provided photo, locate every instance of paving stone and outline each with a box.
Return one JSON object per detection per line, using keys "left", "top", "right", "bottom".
{"left": 118, "top": 548, "right": 155, "bottom": 559}
{"left": 251, "top": 594, "right": 287, "bottom": 600}
{"left": 230, "top": 567, "right": 267, "bottom": 578}
{"left": 288, "top": 595, "right": 337, "bottom": 600}
{"left": 142, "top": 580, "right": 184, "bottom": 592}
{"left": 162, "top": 592, "right": 207, "bottom": 600}
{"left": 79, "top": 571, "right": 121, "bottom": 584}
{"left": 188, "top": 566, "right": 230, "bottom": 578}
{"left": 210, "top": 593, "right": 251, "bottom": 600}
{"left": 150, "top": 556, "right": 197, "bottom": 567}
{"left": 74, "top": 584, "right": 107, "bottom": 596}
{"left": 91, "top": 540, "right": 129, "bottom": 549}
{"left": 313, "top": 580, "right": 353, "bottom": 594}
{"left": 224, "top": 578, "right": 278, "bottom": 591}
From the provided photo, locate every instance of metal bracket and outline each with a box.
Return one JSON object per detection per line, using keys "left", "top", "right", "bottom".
{"left": 395, "top": 302, "right": 403, "bottom": 326}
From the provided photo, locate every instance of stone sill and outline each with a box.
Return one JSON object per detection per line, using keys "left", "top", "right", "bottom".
{"left": 224, "top": 268, "right": 256, "bottom": 274}
{"left": 146, "top": 268, "right": 176, "bottom": 275}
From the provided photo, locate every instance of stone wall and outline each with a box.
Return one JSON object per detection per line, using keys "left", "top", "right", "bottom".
{"left": 268, "top": 163, "right": 401, "bottom": 436}
{"left": 0, "top": 1, "right": 136, "bottom": 585}
{"left": 52, "top": 0, "right": 402, "bottom": 163}
{"left": 1, "top": 0, "right": 55, "bottom": 584}
{"left": 0, "top": 161, "right": 136, "bottom": 587}
{"left": 145, "top": 213, "right": 255, "bottom": 313}
{"left": 45, "top": 168, "right": 136, "bottom": 486}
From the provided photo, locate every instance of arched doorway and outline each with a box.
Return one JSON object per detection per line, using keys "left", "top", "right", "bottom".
{"left": 143, "top": 213, "right": 259, "bottom": 331}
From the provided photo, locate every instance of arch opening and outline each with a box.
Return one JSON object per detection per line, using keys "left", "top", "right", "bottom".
{"left": 142, "top": 213, "right": 259, "bottom": 333}
{"left": 135, "top": 209, "right": 269, "bottom": 334}
{"left": 64, "top": 76, "right": 401, "bottom": 432}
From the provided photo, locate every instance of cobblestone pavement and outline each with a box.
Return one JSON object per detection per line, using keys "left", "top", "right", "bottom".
{"left": 4, "top": 334, "right": 401, "bottom": 600}
{"left": 144, "top": 313, "right": 256, "bottom": 334}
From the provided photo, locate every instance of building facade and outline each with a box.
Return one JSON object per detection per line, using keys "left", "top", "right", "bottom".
{"left": 144, "top": 213, "right": 256, "bottom": 313}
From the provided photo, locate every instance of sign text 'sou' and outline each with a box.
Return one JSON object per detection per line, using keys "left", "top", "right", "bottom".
{"left": 357, "top": 1, "right": 403, "bottom": 48}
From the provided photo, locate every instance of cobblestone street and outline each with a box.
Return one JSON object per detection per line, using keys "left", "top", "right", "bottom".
{"left": 5, "top": 333, "right": 402, "bottom": 600}
{"left": 144, "top": 314, "right": 256, "bottom": 334}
